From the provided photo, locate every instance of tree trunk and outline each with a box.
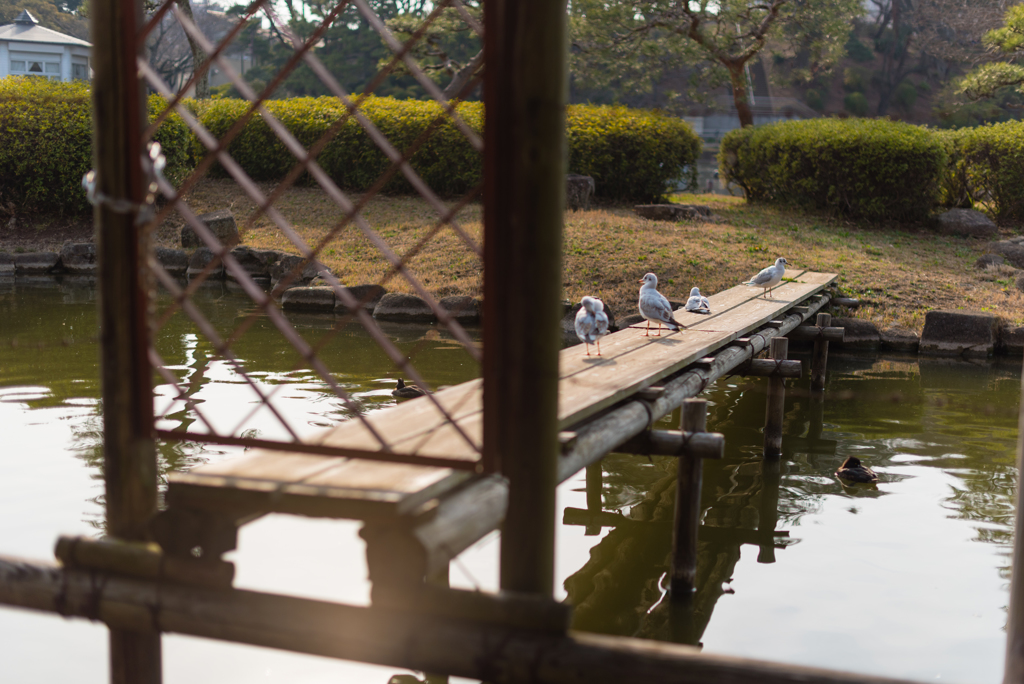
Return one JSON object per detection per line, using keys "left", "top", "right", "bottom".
{"left": 728, "top": 64, "right": 754, "bottom": 128}
{"left": 176, "top": 0, "right": 209, "bottom": 99}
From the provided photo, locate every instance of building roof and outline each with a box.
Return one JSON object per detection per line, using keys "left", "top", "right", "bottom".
{"left": 0, "top": 9, "right": 91, "bottom": 47}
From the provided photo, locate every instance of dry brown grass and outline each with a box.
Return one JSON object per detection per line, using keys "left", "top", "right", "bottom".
{"left": 15, "top": 177, "right": 1015, "bottom": 331}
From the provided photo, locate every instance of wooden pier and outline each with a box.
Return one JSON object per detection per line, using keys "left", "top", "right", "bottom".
{"left": 155, "top": 270, "right": 838, "bottom": 598}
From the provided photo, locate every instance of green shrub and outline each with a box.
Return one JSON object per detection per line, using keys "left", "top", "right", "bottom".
{"left": 0, "top": 77, "right": 194, "bottom": 214}
{"left": 893, "top": 81, "right": 918, "bottom": 113}
{"left": 719, "top": 117, "right": 946, "bottom": 221}
{"left": 845, "top": 34, "right": 874, "bottom": 63}
{"left": 944, "top": 121, "right": 1024, "bottom": 222}
{"left": 843, "top": 67, "right": 867, "bottom": 93}
{"left": 843, "top": 92, "right": 869, "bottom": 116}
{"left": 565, "top": 104, "right": 701, "bottom": 200}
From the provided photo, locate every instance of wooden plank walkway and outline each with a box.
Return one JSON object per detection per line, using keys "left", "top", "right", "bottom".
{"left": 167, "top": 270, "right": 838, "bottom": 520}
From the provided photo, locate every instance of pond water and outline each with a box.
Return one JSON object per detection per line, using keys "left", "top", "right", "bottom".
{"left": 1, "top": 276, "right": 1020, "bottom": 684}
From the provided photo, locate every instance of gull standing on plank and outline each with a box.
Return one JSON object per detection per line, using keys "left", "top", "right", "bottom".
{"left": 638, "top": 273, "right": 683, "bottom": 337}
{"left": 744, "top": 257, "right": 789, "bottom": 298}
{"left": 683, "top": 286, "right": 711, "bottom": 314}
{"left": 574, "top": 296, "right": 610, "bottom": 356}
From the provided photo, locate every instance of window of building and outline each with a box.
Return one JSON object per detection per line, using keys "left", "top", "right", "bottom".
{"left": 10, "top": 56, "right": 61, "bottom": 79}
{"left": 72, "top": 63, "right": 88, "bottom": 81}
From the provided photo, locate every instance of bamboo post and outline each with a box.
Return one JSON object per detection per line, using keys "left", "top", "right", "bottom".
{"left": 1003, "top": 357, "right": 1024, "bottom": 684}
{"left": 92, "top": 0, "right": 160, "bottom": 680}
{"left": 670, "top": 399, "right": 708, "bottom": 597}
{"left": 484, "top": 0, "right": 567, "bottom": 595}
{"left": 811, "top": 313, "right": 832, "bottom": 392}
{"left": 764, "top": 337, "right": 789, "bottom": 458}
{"left": 585, "top": 463, "right": 603, "bottom": 535}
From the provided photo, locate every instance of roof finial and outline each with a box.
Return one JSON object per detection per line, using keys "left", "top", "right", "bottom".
{"left": 14, "top": 9, "right": 38, "bottom": 25}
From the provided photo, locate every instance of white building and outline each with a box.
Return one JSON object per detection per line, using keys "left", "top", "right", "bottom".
{"left": 0, "top": 9, "right": 91, "bottom": 82}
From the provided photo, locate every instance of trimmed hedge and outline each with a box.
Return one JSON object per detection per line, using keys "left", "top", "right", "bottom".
{"left": 0, "top": 77, "right": 193, "bottom": 214}
{"left": 196, "top": 97, "right": 701, "bottom": 203}
{"left": 720, "top": 118, "right": 947, "bottom": 221}
{"left": 937, "top": 122, "right": 1024, "bottom": 222}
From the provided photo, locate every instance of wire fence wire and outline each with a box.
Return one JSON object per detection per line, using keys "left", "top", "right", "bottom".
{"left": 139, "top": 0, "right": 487, "bottom": 469}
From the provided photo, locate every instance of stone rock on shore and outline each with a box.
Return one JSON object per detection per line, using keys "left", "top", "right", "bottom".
{"left": 228, "top": 246, "right": 285, "bottom": 281}
{"left": 0, "top": 253, "right": 14, "bottom": 275}
{"left": 373, "top": 293, "right": 436, "bottom": 322}
{"left": 919, "top": 310, "right": 997, "bottom": 358}
{"left": 566, "top": 174, "right": 595, "bottom": 211}
{"left": 269, "top": 255, "right": 329, "bottom": 288}
{"left": 935, "top": 208, "right": 997, "bottom": 238}
{"left": 998, "top": 324, "right": 1024, "bottom": 357}
{"left": 188, "top": 247, "right": 224, "bottom": 279}
{"left": 634, "top": 204, "right": 711, "bottom": 222}
{"left": 985, "top": 241, "right": 1024, "bottom": 269}
{"left": 335, "top": 284, "right": 387, "bottom": 314}
{"left": 281, "top": 286, "right": 335, "bottom": 312}
{"left": 974, "top": 254, "right": 1005, "bottom": 270}
{"left": 14, "top": 252, "right": 59, "bottom": 274}
{"left": 440, "top": 296, "right": 482, "bottom": 323}
{"left": 59, "top": 243, "right": 97, "bottom": 274}
{"left": 832, "top": 317, "right": 880, "bottom": 349}
{"left": 181, "top": 209, "right": 240, "bottom": 250}
{"left": 880, "top": 326, "right": 920, "bottom": 353}
{"left": 156, "top": 247, "right": 189, "bottom": 276}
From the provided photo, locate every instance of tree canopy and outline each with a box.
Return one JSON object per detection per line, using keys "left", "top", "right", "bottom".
{"left": 958, "top": 4, "right": 1024, "bottom": 104}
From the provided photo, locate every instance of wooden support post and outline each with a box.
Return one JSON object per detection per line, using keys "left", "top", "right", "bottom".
{"left": 616, "top": 430, "right": 724, "bottom": 460}
{"left": 92, "top": 0, "right": 160, "bottom": 679}
{"left": 737, "top": 358, "right": 802, "bottom": 378}
{"left": 670, "top": 399, "right": 708, "bottom": 597}
{"left": 811, "top": 313, "right": 832, "bottom": 392}
{"left": 764, "top": 337, "right": 789, "bottom": 458}
{"left": 484, "top": 0, "right": 567, "bottom": 596}
{"left": 585, "top": 463, "right": 603, "bottom": 536}
{"left": 1004, "top": 356, "right": 1024, "bottom": 684}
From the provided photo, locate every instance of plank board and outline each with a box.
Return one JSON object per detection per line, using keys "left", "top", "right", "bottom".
{"left": 167, "top": 271, "right": 837, "bottom": 520}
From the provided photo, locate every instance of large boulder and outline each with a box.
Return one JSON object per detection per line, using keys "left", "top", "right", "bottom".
{"left": 634, "top": 204, "right": 711, "bottom": 222}
{"left": 566, "top": 174, "right": 596, "bottom": 211}
{"left": 935, "top": 208, "right": 998, "bottom": 238}
{"left": 335, "top": 284, "right": 387, "bottom": 314}
{"left": 919, "top": 310, "right": 997, "bottom": 358}
{"left": 373, "top": 293, "right": 436, "bottom": 322}
{"left": 880, "top": 326, "right": 920, "bottom": 353}
{"left": 14, "top": 252, "right": 59, "bottom": 274}
{"left": 985, "top": 240, "right": 1024, "bottom": 269}
{"left": 181, "top": 209, "right": 240, "bottom": 250}
{"left": 187, "top": 247, "right": 224, "bottom": 279}
{"left": 269, "top": 255, "right": 329, "bottom": 289}
{"left": 156, "top": 247, "right": 189, "bottom": 276}
{"left": 227, "top": 246, "right": 285, "bottom": 281}
{"left": 59, "top": 242, "right": 96, "bottom": 274}
{"left": 440, "top": 295, "right": 482, "bottom": 323}
{"left": 281, "top": 286, "right": 336, "bottom": 312}
{"left": 832, "top": 317, "right": 880, "bottom": 349}
{"left": 975, "top": 253, "right": 1005, "bottom": 270}
{"left": 998, "top": 324, "right": 1024, "bottom": 358}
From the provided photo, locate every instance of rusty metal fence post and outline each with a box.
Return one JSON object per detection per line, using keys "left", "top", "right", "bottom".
{"left": 485, "top": 0, "right": 568, "bottom": 595}
{"left": 92, "top": 0, "right": 161, "bottom": 680}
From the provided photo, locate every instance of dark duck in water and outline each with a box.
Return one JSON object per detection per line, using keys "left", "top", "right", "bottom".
{"left": 392, "top": 378, "right": 429, "bottom": 399}
{"left": 835, "top": 456, "right": 878, "bottom": 483}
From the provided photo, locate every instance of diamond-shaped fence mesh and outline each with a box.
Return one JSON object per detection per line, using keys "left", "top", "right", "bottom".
{"left": 137, "top": 0, "right": 487, "bottom": 470}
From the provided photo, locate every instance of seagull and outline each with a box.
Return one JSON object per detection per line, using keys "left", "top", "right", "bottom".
{"left": 683, "top": 286, "right": 711, "bottom": 314}
{"left": 575, "top": 296, "right": 610, "bottom": 356}
{"left": 744, "top": 257, "right": 789, "bottom": 298}
{"left": 638, "top": 273, "right": 683, "bottom": 337}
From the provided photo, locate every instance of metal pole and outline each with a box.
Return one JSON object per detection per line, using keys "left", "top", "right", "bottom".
{"left": 484, "top": 0, "right": 567, "bottom": 595}
{"left": 810, "top": 313, "right": 831, "bottom": 392}
{"left": 92, "top": 0, "right": 161, "bottom": 679}
{"left": 670, "top": 399, "right": 707, "bottom": 597}
{"left": 1004, "top": 356, "right": 1024, "bottom": 684}
{"left": 764, "top": 337, "right": 789, "bottom": 458}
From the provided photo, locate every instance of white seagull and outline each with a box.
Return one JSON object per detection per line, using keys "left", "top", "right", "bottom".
{"left": 683, "top": 286, "right": 711, "bottom": 314}
{"left": 744, "top": 257, "right": 789, "bottom": 298}
{"left": 638, "top": 273, "right": 683, "bottom": 337}
{"left": 574, "top": 296, "right": 610, "bottom": 357}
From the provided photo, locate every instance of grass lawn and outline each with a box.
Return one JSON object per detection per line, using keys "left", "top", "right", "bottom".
{"left": 9, "top": 177, "right": 1019, "bottom": 331}
{"left": 158, "top": 178, "right": 1022, "bottom": 331}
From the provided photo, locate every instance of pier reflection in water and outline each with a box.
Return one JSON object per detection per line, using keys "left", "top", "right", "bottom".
{"left": 1, "top": 277, "right": 1021, "bottom": 684}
